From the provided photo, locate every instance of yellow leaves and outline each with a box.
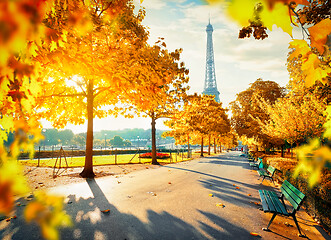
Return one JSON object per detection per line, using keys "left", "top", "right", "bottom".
{"left": 227, "top": 0, "right": 256, "bottom": 26}
{"left": 216, "top": 203, "right": 225, "bottom": 208}
{"left": 260, "top": 2, "right": 293, "bottom": 36}
{"left": 50, "top": 41, "right": 57, "bottom": 52}
{"left": 288, "top": 39, "right": 331, "bottom": 87}
{"left": 209, "top": 0, "right": 294, "bottom": 36}
{"left": 25, "top": 191, "right": 72, "bottom": 240}
{"left": 0, "top": 161, "right": 29, "bottom": 215}
{"left": 308, "top": 18, "right": 331, "bottom": 55}
{"left": 209, "top": 194, "right": 214, "bottom": 197}
{"left": 323, "top": 106, "right": 331, "bottom": 140}
{"left": 295, "top": 138, "right": 331, "bottom": 187}
{"left": 296, "top": 105, "right": 331, "bottom": 185}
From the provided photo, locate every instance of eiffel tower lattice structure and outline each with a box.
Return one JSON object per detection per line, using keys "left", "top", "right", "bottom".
{"left": 203, "top": 19, "right": 220, "bottom": 103}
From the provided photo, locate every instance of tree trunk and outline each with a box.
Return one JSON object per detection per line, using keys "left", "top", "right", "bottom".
{"left": 80, "top": 80, "right": 95, "bottom": 178}
{"left": 200, "top": 136, "right": 204, "bottom": 157}
{"left": 214, "top": 138, "right": 216, "bottom": 154}
{"left": 219, "top": 141, "right": 222, "bottom": 153}
{"left": 151, "top": 114, "right": 159, "bottom": 165}
{"left": 281, "top": 145, "right": 284, "bottom": 158}
{"left": 208, "top": 134, "right": 211, "bottom": 155}
{"left": 187, "top": 134, "right": 190, "bottom": 158}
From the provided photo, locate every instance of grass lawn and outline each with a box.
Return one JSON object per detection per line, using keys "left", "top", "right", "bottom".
{"left": 19, "top": 153, "right": 195, "bottom": 168}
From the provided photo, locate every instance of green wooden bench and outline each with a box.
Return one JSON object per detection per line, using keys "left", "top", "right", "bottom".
{"left": 257, "top": 165, "right": 276, "bottom": 183}
{"left": 250, "top": 158, "right": 263, "bottom": 169}
{"left": 248, "top": 155, "right": 255, "bottom": 162}
{"left": 259, "top": 180, "right": 306, "bottom": 236}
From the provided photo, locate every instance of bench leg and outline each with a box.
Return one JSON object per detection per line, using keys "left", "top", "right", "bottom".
{"left": 261, "top": 176, "right": 266, "bottom": 183}
{"left": 263, "top": 212, "right": 277, "bottom": 231}
{"left": 292, "top": 214, "right": 304, "bottom": 237}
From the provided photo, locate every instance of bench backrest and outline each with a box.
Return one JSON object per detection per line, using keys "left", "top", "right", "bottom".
{"left": 281, "top": 180, "right": 305, "bottom": 212}
{"left": 267, "top": 165, "right": 276, "bottom": 175}
{"left": 258, "top": 160, "right": 263, "bottom": 169}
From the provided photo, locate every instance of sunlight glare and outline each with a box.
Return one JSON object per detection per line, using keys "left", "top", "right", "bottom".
{"left": 65, "top": 75, "right": 84, "bottom": 92}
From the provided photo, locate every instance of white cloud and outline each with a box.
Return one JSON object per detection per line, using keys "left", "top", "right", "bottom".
{"left": 138, "top": 0, "right": 167, "bottom": 10}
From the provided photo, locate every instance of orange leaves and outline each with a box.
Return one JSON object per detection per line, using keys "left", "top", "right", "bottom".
{"left": 0, "top": 0, "right": 48, "bottom": 65}
{"left": 25, "top": 191, "right": 72, "bottom": 240}
{"left": 101, "top": 209, "right": 110, "bottom": 213}
{"left": 308, "top": 18, "right": 331, "bottom": 55}
{"left": 289, "top": 39, "right": 331, "bottom": 87}
{"left": 264, "top": 0, "right": 309, "bottom": 10}
{"left": 0, "top": 181, "right": 14, "bottom": 215}
{"left": 250, "top": 232, "right": 260, "bottom": 237}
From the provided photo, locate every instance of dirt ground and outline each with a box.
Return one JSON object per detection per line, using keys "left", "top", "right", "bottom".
{"left": 23, "top": 163, "right": 163, "bottom": 191}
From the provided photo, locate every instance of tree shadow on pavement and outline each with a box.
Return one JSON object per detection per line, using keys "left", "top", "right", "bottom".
{"left": 202, "top": 153, "right": 253, "bottom": 170}
{"left": 198, "top": 210, "right": 257, "bottom": 240}
{"left": 199, "top": 178, "right": 263, "bottom": 208}
{"left": 1, "top": 178, "right": 207, "bottom": 240}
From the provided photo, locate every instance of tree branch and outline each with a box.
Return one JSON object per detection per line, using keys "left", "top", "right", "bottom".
{"left": 41, "top": 93, "right": 85, "bottom": 98}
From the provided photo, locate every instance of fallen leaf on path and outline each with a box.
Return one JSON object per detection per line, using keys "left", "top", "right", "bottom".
{"left": 250, "top": 201, "right": 260, "bottom": 205}
{"left": 209, "top": 194, "right": 213, "bottom": 197}
{"left": 248, "top": 194, "right": 252, "bottom": 196}
{"left": 101, "top": 209, "right": 110, "bottom": 213}
{"left": 236, "top": 187, "right": 240, "bottom": 189}
{"left": 284, "top": 222, "right": 293, "bottom": 227}
{"left": 216, "top": 203, "right": 225, "bottom": 208}
{"left": 168, "top": 182, "right": 171, "bottom": 184}
{"left": 250, "top": 232, "right": 260, "bottom": 236}
{"left": 233, "top": 184, "right": 236, "bottom": 186}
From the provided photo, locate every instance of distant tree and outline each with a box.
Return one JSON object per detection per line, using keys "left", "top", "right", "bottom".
{"left": 42, "top": 129, "right": 60, "bottom": 146}
{"left": 58, "top": 130, "right": 74, "bottom": 145}
{"left": 110, "top": 135, "right": 123, "bottom": 147}
{"left": 165, "top": 94, "right": 230, "bottom": 157}
{"left": 230, "top": 78, "right": 285, "bottom": 150}
{"left": 72, "top": 134, "right": 86, "bottom": 147}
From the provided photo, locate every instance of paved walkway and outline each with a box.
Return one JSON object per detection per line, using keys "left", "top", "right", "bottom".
{"left": 1, "top": 151, "right": 330, "bottom": 239}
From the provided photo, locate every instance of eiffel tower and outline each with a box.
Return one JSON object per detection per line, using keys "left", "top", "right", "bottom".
{"left": 203, "top": 19, "right": 220, "bottom": 102}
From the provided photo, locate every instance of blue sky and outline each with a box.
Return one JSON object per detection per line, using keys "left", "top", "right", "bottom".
{"left": 44, "top": 0, "right": 298, "bottom": 133}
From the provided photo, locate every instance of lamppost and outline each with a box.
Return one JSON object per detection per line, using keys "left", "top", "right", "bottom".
{"left": 42, "top": 129, "right": 46, "bottom": 151}
{"left": 104, "top": 133, "right": 107, "bottom": 150}
{"left": 137, "top": 136, "right": 140, "bottom": 148}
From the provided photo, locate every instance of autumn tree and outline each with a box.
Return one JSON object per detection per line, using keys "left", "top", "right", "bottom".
{"left": 259, "top": 91, "right": 327, "bottom": 149}
{"left": 36, "top": 0, "right": 149, "bottom": 177}
{"left": 165, "top": 93, "right": 230, "bottom": 157}
{"left": 218, "top": 131, "right": 238, "bottom": 151}
{"left": 118, "top": 41, "right": 189, "bottom": 164}
{"left": 230, "top": 78, "right": 285, "bottom": 150}
{"left": 208, "top": 0, "right": 330, "bottom": 186}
